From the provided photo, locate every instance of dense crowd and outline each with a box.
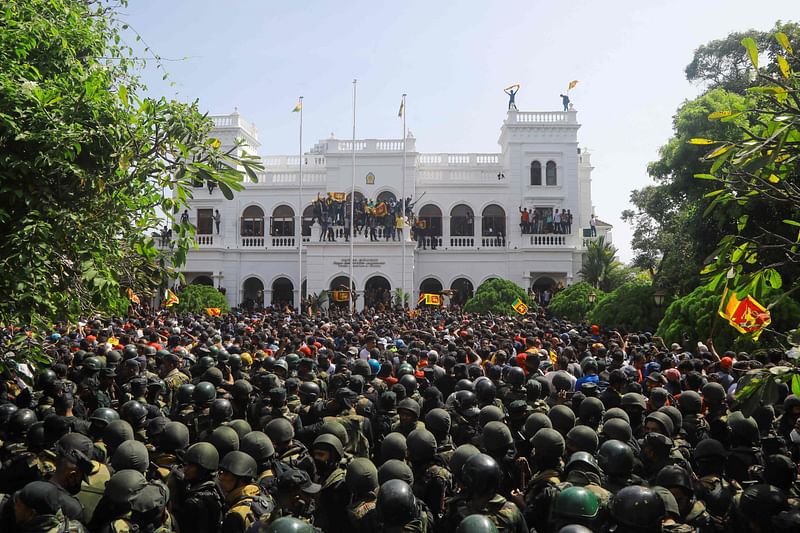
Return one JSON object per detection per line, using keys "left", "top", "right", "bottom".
{"left": 0, "top": 307, "right": 798, "bottom": 533}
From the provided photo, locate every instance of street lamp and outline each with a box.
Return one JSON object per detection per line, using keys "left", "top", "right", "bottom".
{"left": 653, "top": 289, "right": 667, "bottom": 307}
{"left": 588, "top": 291, "right": 597, "bottom": 304}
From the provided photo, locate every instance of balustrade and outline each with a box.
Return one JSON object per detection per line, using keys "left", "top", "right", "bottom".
{"left": 241, "top": 237, "right": 264, "bottom": 247}
{"left": 449, "top": 237, "right": 475, "bottom": 248}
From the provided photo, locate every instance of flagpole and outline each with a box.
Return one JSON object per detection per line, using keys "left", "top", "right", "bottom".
{"left": 401, "top": 93, "right": 407, "bottom": 309}
{"left": 349, "top": 79, "right": 357, "bottom": 315}
{"left": 297, "top": 96, "right": 304, "bottom": 312}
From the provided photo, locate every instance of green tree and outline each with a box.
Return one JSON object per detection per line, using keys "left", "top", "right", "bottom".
{"left": 0, "top": 1, "right": 262, "bottom": 343}
{"left": 173, "top": 285, "right": 230, "bottom": 315}
{"left": 588, "top": 280, "right": 662, "bottom": 332}
{"left": 656, "top": 285, "right": 800, "bottom": 352}
{"left": 463, "top": 279, "right": 534, "bottom": 315}
{"left": 579, "top": 237, "right": 622, "bottom": 291}
{"left": 547, "top": 282, "right": 605, "bottom": 322}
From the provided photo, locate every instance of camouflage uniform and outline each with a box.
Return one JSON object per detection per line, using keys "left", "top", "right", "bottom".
{"left": 440, "top": 493, "right": 528, "bottom": 533}
{"left": 347, "top": 493, "right": 379, "bottom": 532}
{"left": 221, "top": 483, "right": 275, "bottom": 533}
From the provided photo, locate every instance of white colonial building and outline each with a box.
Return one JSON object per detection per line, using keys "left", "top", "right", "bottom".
{"left": 175, "top": 106, "right": 610, "bottom": 310}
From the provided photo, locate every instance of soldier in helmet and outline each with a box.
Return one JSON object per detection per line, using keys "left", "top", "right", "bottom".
{"left": 656, "top": 465, "right": 713, "bottom": 531}
{"left": 329, "top": 387, "right": 372, "bottom": 458}
{"left": 407, "top": 428, "right": 452, "bottom": 519}
{"left": 264, "top": 516, "right": 320, "bottom": 532}
{"left": 424, "top": 408, "right": 455, "bottom": 465}
{"left": 609, "top": 485, "right": 665, "bottom": 533}
{"left": 172, "top": 442, "right": 224, "bottom": 533}
{"left": 726, "top": 411, "right": 764, "bottom": 485}
{"left": 0, "top": 480, "right": 87, "bottom": 533}
{"left": 187, "top": 381, "right": 216, "bottom": 442}
{"left": 550, "top": 486, "right": 602, "bottom": 532}
{"left": 159, "top": 352, "right": 190, "bottom": 410}
{"left": 309, "top": 434, "right": 349, "bottom": 530}
{"left": 377, "top": 479, "right": 433, "bottom": 533}
{"left": 269, "top": 469, "right": 320, "bottom": 524}
{"left": 345, "top": 457, "right": 380, "bottom": 532}
{"left": 240, "top": 431, "right": 280, "bottom": 490}
{"left": 219, "top": 450, "right": 275, "bottom": 533}
{"left": 265, "top": 418, "right": 315, "bottom": 478}
{"left": 440, "top": 453, "right": 527, "bottom": 532}
{"left": 170, "top": 383, "right": 195, "bottom": 426}
{"left": 498, "top": 367, "right": 527, "bottom": 409}
{"left": 702, "top": 383, "right": 730, "bottom": 447}
{"left": 598, "top": 439, "right": 642, "bottom": 494}
{"left": 150, "top": 421, "right": 189, "bottom": 485}
{"left": 692, "top": 438, "right": 739, "bottom": 525}
{"left": 521, "top": 428, "right": 564, "bottom": 531}
{"left": 448, "top": 391, "right": 480, "bottom": 446}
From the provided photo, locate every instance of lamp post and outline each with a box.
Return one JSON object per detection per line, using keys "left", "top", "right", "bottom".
{"left": 653, "top": 289, "right": 667, "bottom": 307}
{"left": 588, "top": 291, "right": 597, "bottom": 304}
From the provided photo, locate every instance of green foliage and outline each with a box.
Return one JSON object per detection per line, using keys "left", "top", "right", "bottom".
{"left": 547, "top": 282, "right": 605, "bottom": 322}
{"left": 588, "top": 280, "right": 662, "bottom": 332}
{"left": 0, "top": 1, "right": 262, "bottom": 337}
{"left": 656, "top": 285, "right": 800, "bottom": 352}
{"left": 463, "top": 279, "right": 533, "bottom": 315}
{"left": 393, "top": 288, "right": 410, "bottom": 308}
{"left": 694, "top": 33, "right": 800, "bottom": 307}
{"left": 173, "top": 285, "right": 229, "bottom": 315}
{"left": 579, "top": 237, "right": 624, "bottom": 291}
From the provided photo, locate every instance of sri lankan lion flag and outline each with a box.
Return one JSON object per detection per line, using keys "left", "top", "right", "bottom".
{"left": 206, "top": 308, "right": 222, "bottom": 317}
{"left": 164, "top": 289, "right": 179, "bottom": 307}
{"left": 331, "top": 290, "right": 350, "bottom": 302}
{"left": 512, "top": 297, "right": 529, "bottom": 315}
{"left": 329, "top": 192, "right": 347, "bottom": 202}
{"left": 127, "top": 288, "right": 140, "bottom": 305}
{"left": 568, "top": 80, "right": 579, "bottom": 90}
{"left": 718, "top": 287, "right": 771, "bottom": 340}
{"left": 418, "top": 293, "right": 442, "bottom": 306}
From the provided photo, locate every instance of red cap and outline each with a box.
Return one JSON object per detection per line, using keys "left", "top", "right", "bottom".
{"left": 720, "top": 357, "right": 733, "bottom": 369}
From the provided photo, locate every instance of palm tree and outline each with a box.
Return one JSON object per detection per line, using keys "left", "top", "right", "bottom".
{"left": 579, "top": 237, "right": 621, "bottom": 291}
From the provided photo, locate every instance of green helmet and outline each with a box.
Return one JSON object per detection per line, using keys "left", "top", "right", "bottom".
{"left": 377, "top": 479, "right": 417, "bottom": 527}
{"left": 185, "top": 442, "right": 220, "bottom": 471}
{"left": 548, "top": 405, "right": 576, "bottom": 436}
{"left": 106, "top": 469, "right": 148, "bottom": 506}
{"left": 103, "top": 420, "right": 134, "bottom": 451}
{"left": 175, "top": 383, "right": 195, "bottom": 406}
{"left": 450, "top": 444, "right": 481, "bottom": 484}
{"left": 193, "top": 381, "right": 217, "bottom": 405}
{"left": 240, "top": 431, "right": 275, "bottom": 463}
{"left": 312, "top": 433, "right": 344, "bottom": 461}
{"left": 462, "top": 454, "right": 501, "bottom": 498}
{"left": 231, "top": 379, "right": 253, "bottom": 400}
{"left": 198, "top": 356, "right": 216, "bottom": 371}
{"left": 378, "top": 459, "right": 414, "bottom": 486}
{"left": 457, "top": 515, "right": 499, "bottom": 533}
{"left": 380, "top": 432, "right": 408, "bottom": 463}
{"left": 523, "top": 412, "right": 552, "bottom": 438}
{"left": 90, "top": 407, "right": 120, "bottom": 426}
{"left": 264, "top": 517, "right": 316, "bottom": 533}
{"left": 207, "top": 426, "right": 240, "bottom": 458}
{"left": 320, "top": 420, "right": 349, "bottom": 448}
{"left": 424, "top": 408, "right": 451, "bottom": 441}
{"left": 111, "top": 440, "right": 150, "bottom": 474}
{"left": 565, "top": 425, "right": 599, "bottom": 455}
{"left": 598, "top": 439, "right": 634, "bottom": 477}
{"left": 397, "top": 398, "right": 421, "bottom": 419}
{"left": 531, "top": 428, "right": 565, "bottom": 460}
{"left": 220, "top": 450, "right": 257, "bottom": 479}
{"left": 482, "top": 421, "right": 514, "bottom": 453}
{"left": 397, "top": 363, "right": 414, "bottom": 378}
{"left": 228, "top": 419, "right": 252, "bottom": 440}
{"left": 160, "top": 421, "right": 190, "bottom": 452}
{"left": 285, "top": 353, "right": 301, "bottom": 369}
{"left": 565, "top": 451, "right": 601, "bottom": 476}
{"left": 406, "top": 428, "right": 437, "bottom": 462}
{"left": 552, "top": 486, "right": 600, "bottom": 520}
{"left": 265, "top": 418, "right": 295, "bottom": 445}
{"left": 83, "top": 356, "right": 103, "bottom": 371}
{"left": 345, "top": 457, "right": 379, "bottom": 495}
{"left": 478, "top": 406, "right": 505, "bottom": 427}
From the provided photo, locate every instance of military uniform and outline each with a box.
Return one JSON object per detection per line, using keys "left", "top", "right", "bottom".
{"left": 347, "top": 493, "right": 379, "bottom": 532}
{"left": 441, "top": 493, "right": 528, "bottom": 533}
{"left": 221, "top": 483, "right": 274, "bottom": 533}
{"left": 412, "top": 460, "right": 452, "bottom": 519}
{"left": 277, "top": 440, "right": 316, "bottom": 478}
{"left": 173, "top": 478, "right": 224, "bottom": 533}
{"left": 77, "top": 460, "right": 111, "bottom": 524}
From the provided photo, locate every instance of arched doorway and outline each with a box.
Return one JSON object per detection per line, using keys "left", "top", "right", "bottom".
{"left": 481, "top": 204, "right": 506, "bottom": 247}
{"left": 271, "top": 277, "right": 294, "bottom": 308}
{"left": 302, "top": 205, "right": 314, "bottom": 239}
{"left": 329, "top": 275, "right": 355, "bottom": 308}
{"left": 242, "top": 277, "right": 264, "bottom": 310}
{"left": 191, "top": 275, "right": 214, "bottom": 286}
{"left": 376, "top": 191, "right": 397, "bottom": 205}
{"left": 419, "top": 278, "right": 443, "bottom": 294}
{"left": 271, "top": 205, "right": 295, "bottom": 237}
{"left": 364, "top": 275, "right": 391, "bottom": 310}
{"left": 450, "top": 278, "right": 474, "bottom": 306}
{"left": 532, "top": 276, "right": 557, "bottom": 306}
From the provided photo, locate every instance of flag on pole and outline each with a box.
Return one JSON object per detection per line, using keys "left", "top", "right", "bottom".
{"left": 164, "top": 289, "right": 179, "bottom": 307}
{"left": 329, "top": 192, "right": 347, "bottom": 202}
{"left": 127, "top": 288, "right": 140, "bottom": 305}
{"left": 418, "top": 293, "right": 442, "bottom": 306}
{"left": 331, "top": 290, "right": 350, "bottom": 302}
{"left": 568, "top": 80, "right": 579, "bottom": 90}
{"left": 398, "top": 97, "right": 405, "bottom": 118}
{"left": 292, "top": 99, "right": 302, "bottom": 112}
{"left": 206, "top": 308, "right": 222, "bottom": 317}
{"left": 718, "top": 288, "right": 771, "bottom": 340}
{"left": 512, "top": 297, "right": 529, "bottom": 315}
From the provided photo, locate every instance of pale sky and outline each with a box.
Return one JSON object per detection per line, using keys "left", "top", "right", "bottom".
{"left": 123, "top": 0, "right": 795, "bottom": 262}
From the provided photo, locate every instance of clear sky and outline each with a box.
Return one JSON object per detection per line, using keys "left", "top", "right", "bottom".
{"left": 122, "top": 0, "right": 795, "bottom": 262}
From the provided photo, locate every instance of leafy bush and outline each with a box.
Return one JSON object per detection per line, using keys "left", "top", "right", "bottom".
{"left": 464, "top": 279, "right": 534, "bottom": 315}
{"left": 656, "top": 285, "right": 800, "bottom": 352}
{"left": 174, "top": 285, "right": 230, "bottom": 315}
{"left": 588, "top": 280, "right": 661, "bottom": 332}
{"left": 547, "top": 282, "right": 605, "bottom": 322}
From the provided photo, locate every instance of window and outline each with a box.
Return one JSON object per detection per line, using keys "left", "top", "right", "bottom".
{"left": 481, "top": 205, "right": 506, "bottom": 236}
{"left": 271, "top": 205, "right": 295, "bottom": 236}
{"left": 241, "top": 206, "right": 265, "bottom": 236}
{"left": 546, "top": 161, "right": 557, "bottom": 186}
{"left": 530, "top": 161, "right": 542, "bottom": 186}
{"left": 197, "top": 209, "right": 213, "bottom": 234}
{"left": 418, "top": 204, "right": 443, "bottom": 236}
{"left": 450, "top": 204, "right": 474, "bottom": 236}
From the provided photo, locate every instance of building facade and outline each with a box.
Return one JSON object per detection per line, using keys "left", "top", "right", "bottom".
{"left": 176, "top": 107, "right": 610, "bottom": 310}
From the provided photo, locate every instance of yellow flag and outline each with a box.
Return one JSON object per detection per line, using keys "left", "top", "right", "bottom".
{"left": 206, "top": 308, "right": 221, "bottom": 316}
{"left": 568, "top": 80, "right": 579, "bottom": 90}
{"left": 512, "top": 297, "right": 529, "bottom": 315}
{"left": 127, "top": 288, "right": 140, "bottom": 305}
{"left": 164, "top": 289, "right": 179, "bottom": 307}
{"left": 292, "top": 100, "right": 302, "bottom": 112}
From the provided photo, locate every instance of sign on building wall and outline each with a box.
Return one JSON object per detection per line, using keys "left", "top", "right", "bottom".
{"left": 366, "top": 172, "right": 375, "bottom": 185}
{"left": 334, "top": 257, "right": 385, "bottom": 268}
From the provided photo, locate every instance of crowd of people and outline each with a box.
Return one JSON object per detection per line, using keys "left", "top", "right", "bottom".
{"left": 518, "top": 208, "right": 573, "bottom": 235}
{"left": 0, "top": 306, "right": 798, "bottom": 532}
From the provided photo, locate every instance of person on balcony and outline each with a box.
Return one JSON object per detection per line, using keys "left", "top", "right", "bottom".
{"left": 214, "top": 210, "right": 221, "bottom": 235}
{"left": 519, "top": 206, "right": 530, "bottom": 234}
{"left": 560, "top": 93, "right": 571, "bottom": 112}
{"left": 394, "top": 213, "right": 405, "bottom": 241}
{"left": 554, "top": 209, "right": 562, "bottom": 234}
{"left": 590, "top": 214, "right": 597, "bottom": 237}
{"left": 565, "top": 209, "right": 573, "bottom": 234}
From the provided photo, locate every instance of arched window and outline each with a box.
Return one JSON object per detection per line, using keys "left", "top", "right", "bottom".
{"left": 450, "top": 204, "right": 474, "bottom": 236}
{"left": 530, "top": 161, "right": 542, "bottom": 186}
{"left": 240, "top": 206, "right": 264, "bottom": 236}
{"left": 376, "top": 191, "right": 397, "bottom": 205}
{"left": 481, "top": 204, "right": 506, "bottom": 237}
{"left": 418, "top": 204, "right": 443, "bottom": 236}
{"left": 546, "top": 161, "right": 557, "bottom": 186}
{"left": 271, "top": 205, "right": 295, "bottom": 236}
{"left": 302, "top": 205, "right": 314, "bottom": 237}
